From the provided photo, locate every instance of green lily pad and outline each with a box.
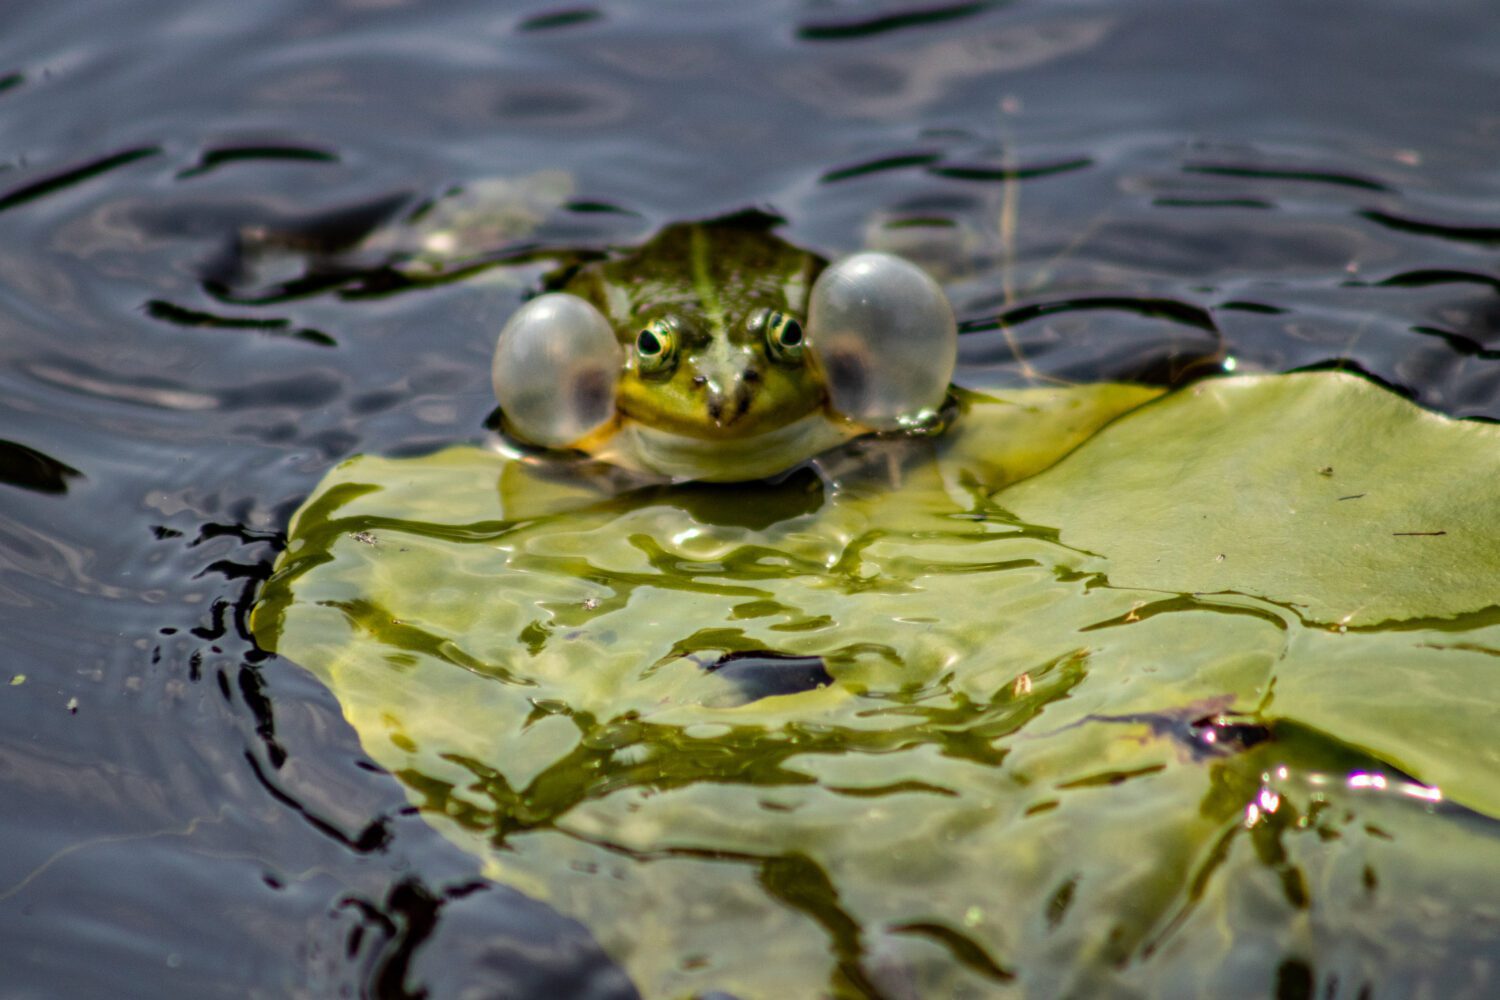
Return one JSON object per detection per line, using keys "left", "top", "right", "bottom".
{"left": 252, "top": 373, "right": 1500, "bottom": 998}
{"left": 999, "top": 372, "right": 1500, "bottom": 818}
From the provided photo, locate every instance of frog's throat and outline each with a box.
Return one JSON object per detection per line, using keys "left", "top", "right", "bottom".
{"left": 584, "top": 410, "right": 864, "bottom": 483}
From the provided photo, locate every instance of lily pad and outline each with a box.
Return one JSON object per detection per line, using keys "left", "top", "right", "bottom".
{"left": 1000, "top": 372, "right": 1500, "bottom": 817}
{"left": 252, "top": 373, "right": 1500, "bottom": 998}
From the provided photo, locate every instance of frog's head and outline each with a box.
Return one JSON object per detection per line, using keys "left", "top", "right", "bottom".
{"left": 616, "top": 304, "right": 822, "bottom": 443}
{"left": 492, "top": 220, "right": 956, "bottom": 482}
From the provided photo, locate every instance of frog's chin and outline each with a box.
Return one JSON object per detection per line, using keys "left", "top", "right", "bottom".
{"left": 587, "top": 410, "right": 865, "bottom": 483}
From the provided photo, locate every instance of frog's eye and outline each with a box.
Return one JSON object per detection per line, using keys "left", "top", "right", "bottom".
{"left": 764, "top": 311, "right": 806, "bottom": 365}
{"left": 492, "top": 293, "right": 622, "bottom": 447}
{"left": 634, "top": 318, "right": 678, "bottom": 377}
{"left": 806, "top": 252, "right": 956, "bottom": 430}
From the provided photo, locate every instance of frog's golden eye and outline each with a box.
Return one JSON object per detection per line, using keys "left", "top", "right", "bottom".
{"left": 635, "top": 319, "right": 678, "bottom": 377}
{"left": 764, "top": 311, "right": 805, "bottom": 365}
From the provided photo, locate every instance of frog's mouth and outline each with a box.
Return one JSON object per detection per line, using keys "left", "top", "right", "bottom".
{"left": 585, "top": 409, "right": 864, "bottom": 483}
{"left": 614, "top": 368, "right": 826, "bottom": 442}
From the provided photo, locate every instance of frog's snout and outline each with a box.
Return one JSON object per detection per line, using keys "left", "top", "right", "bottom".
{"left": 696, "top": 368, "right": 758, "bottom": 428}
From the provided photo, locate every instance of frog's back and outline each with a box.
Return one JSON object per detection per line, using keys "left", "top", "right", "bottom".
{"left": 563, "top": 214, "right": 825, "bottom": 339}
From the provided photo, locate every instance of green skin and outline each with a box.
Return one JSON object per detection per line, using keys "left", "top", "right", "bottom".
{"left": 560, "top": 219, "right": 829, "bottom": 442}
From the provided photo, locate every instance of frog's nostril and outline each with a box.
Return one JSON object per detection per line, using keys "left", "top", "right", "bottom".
{"left": 691, "top": 374, "right": 708, "bottom": 388}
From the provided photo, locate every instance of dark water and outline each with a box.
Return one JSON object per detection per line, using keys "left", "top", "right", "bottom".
{"left": 1, "top": 0, "right": 1497, "bottom": 996}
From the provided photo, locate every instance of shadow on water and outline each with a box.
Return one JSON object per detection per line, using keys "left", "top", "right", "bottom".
{"left": 0, "top": 439, "right": 81, "bottom": 495}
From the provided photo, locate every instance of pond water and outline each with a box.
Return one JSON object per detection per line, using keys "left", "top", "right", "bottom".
{"left": 2, "top": 1, "right": 1498, "bottom": 997}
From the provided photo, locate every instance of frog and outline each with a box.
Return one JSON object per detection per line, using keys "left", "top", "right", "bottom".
{"left": 490, "top": 212, "right": 959, "bottom": 482}
{"left": 217, "top": 174, "right": 959, "bottom": 483}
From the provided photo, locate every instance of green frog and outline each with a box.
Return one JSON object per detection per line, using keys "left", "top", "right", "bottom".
{"left": 224, "top": 176, "right": 958, "bottom": 482}
{"left": 489, "top": 212, "right": 958, "bottom": 481}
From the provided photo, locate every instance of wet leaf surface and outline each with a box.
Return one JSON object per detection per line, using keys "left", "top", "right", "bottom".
{"left": 255, "top": 374, "right": 1500, "bottom": 997}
